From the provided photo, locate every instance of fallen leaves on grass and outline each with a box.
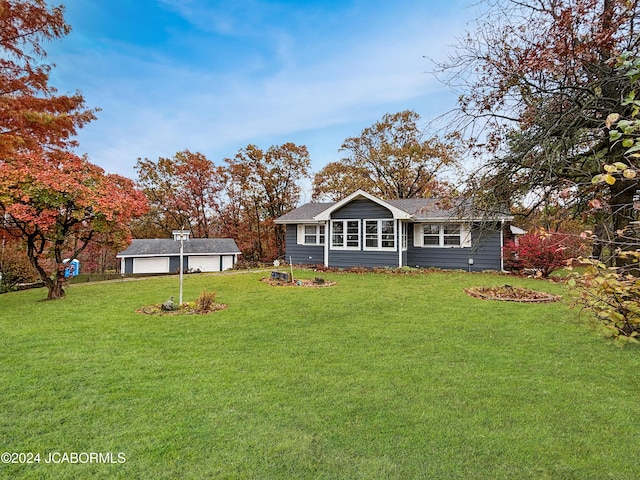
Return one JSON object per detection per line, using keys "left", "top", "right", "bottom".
{"left": 464, "top": 285, "right": 561, "bottom": 303}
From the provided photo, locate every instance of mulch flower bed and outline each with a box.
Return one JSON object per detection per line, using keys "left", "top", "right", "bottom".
{"left": 260, "top": 277, "right": 336, "bottom": 288}
{"left": 136, "top": 302, "right": 228, "bottom": 315}
{"left": 464, "top": 285, "right": 562, "bottom": 303}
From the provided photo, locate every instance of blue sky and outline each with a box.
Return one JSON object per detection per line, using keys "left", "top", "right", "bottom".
{"left": 47, "top": 0, "right": 479, "bottom": 194}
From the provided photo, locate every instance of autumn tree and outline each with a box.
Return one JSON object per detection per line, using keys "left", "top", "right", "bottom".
{"left": 1, "top": 0, "right": 96, "bottom": 157}
{"left": 435, "top": 0, "right": 640, "bottom": 265}
{"left": 225, "top": 143, "right": 311, "bottom": 260}
{"left": 313, "top": 110, "right": 459, "bottom": 201}
{"left": 135, "top": 150, "right": 226, "bottom": 238}
{"left": 0, "top": 152, "right": 148, "bottom": 299}
{"left": 0, "top": 0, "right": 126, "bottom": 299}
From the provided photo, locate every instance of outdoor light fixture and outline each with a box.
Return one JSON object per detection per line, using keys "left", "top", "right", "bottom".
{"left": 173, "top": 229, "right": 190, "bottom": 305}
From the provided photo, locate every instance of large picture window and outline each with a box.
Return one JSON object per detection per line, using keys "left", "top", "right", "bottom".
{"left": 417, "top": 223, "right": 471, "bottom": 248}
{"left": 364, "top": 220, "right": 395, "bottom": 250}
{"left": 331, "top": 220, "right": 360, "bottom": 249}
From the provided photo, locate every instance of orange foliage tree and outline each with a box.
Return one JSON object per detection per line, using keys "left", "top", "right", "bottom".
{"left": 313, "top": 110, "right": 459, "bottom": 201}
{"left": 0, "top": 0, "right": 96, "bottom": 157}
{"left": 135, "top": 150, "right": 227, "bottom": 238}
{"left": 0, "top": 152, "right": 148, "bottom": 299}
{"left": 225, "top": 143, "right": 311, "bottom": 261}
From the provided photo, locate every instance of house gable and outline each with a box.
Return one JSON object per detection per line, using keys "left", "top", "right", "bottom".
{"left": 314, "top": 190, "right": 411, "bottom": 221}
{"left": 331, "top": 198, "right": 395, "bottom": 219}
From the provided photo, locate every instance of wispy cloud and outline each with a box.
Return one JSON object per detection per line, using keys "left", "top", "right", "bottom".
{"left": 52, "top": 0, "right": 477, "bottom": 178}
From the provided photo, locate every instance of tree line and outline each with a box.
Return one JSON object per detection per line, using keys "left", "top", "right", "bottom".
{"left": 131, "top": 110, "right": 459, "bottom": 263}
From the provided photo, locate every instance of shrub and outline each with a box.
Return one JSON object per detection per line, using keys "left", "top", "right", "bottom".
{"left": 568, "top": 254, "right": 640, "bottom": 342}
{"left": 196, "top": 289, "right": 217, "bottom": 312}
{"left": 504, "top": 229, "right": 587, "bottom": 277}
{"left": 0, "top": 240, "right": 40, "bottom": 294}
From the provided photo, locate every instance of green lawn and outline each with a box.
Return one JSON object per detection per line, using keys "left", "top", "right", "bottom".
{"left": 1, "top": 270, "right": 638, "bottom": 479}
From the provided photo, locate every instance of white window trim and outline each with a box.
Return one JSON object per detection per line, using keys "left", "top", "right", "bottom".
{"left": 414, "top": 223, "right": 472, "bottom": 248}
{"left": 363, "top": 219, "right": 396, "bottom": 251}
{"left": 330, "top": 219, "right": 361, "bottom": 250}
{"left": 401, "top": 221, "right": 408, "bottom": 252}
{"left": 297, "top": 224, "right": 325, "bottom": 245}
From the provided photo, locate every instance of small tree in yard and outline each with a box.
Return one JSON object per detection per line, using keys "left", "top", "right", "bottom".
{"left": 568, "top": 252, "right": 640, "bottom": 342}
{"left": 504, "top": 229, "right": 587, "bottom": 277}
{"left": 0, "top": 151, "right": 148, "bottom": 299}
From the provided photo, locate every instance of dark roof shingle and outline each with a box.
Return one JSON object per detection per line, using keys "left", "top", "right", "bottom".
{"left": 276, "top": 197, "right": 481, "bottom": 223}
{"left": 117, "top": 238, "right": 241, "bottom": 257}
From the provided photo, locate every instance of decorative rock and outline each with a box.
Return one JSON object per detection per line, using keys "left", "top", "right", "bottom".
{"left": 271, "top": 271, "right": 291, "bottom": 283}
{"left": 162, "top": 296, "right": 176, "bottom": 311}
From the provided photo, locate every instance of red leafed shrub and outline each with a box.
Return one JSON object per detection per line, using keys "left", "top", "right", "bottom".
{"left": 504, "top": 229, "right": 587, "bottom": 277}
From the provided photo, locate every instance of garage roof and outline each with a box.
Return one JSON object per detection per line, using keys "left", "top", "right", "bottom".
{"left": 117, "top": 238, "right": 241, "bottom": 258}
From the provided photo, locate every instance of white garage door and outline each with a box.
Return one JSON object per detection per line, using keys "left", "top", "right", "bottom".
{"left": 189, "top": 256, "right": 220, "bottom": 272}
{"left": 221, "top": 255, "right": 234, "bottom": 271}
{"left": 133, "top": 257, "right": 169, "bottom": 274}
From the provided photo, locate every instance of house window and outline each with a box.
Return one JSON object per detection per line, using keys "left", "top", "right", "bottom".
{"left": 422, "top": 224, "right": 441, "bottom": 246}
{"left": 443, "top": 224, "right": 461, "bottom": 246}
{"left": 364, "top": 220, "right": 395, "bottom": 250}
{"left": 304, "top": 225, "right": 325, "bottom": 245}
{"left": 331, "top": 220, "right": 360, "bottom": 249}
{"left": 418, "top": 223, "right": 470, "bottom": 248}
{"left": 402, "top": 222, "right": 408, "bottom": 251}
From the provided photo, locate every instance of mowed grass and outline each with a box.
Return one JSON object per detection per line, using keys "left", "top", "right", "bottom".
{"left": 1, "top": 270, "right": 639, "bottom": 479}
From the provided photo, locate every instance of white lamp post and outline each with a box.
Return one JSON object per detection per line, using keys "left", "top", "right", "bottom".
{"left": 179, "top": 235, "right": 184, "bottom": 305}
{"left": 174, "top": 229, "right": 189, "bottom": 305}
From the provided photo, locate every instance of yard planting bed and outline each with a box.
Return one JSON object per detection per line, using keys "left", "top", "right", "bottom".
{"left": 464, "top": 284, "right": 562, "bottom": 303}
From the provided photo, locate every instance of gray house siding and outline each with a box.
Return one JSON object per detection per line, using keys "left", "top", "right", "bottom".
{"left": 169, "top": 256, "right": 186, "bottom": 273}
{"left": 332, "top": 199, "right": 394, "bottom": 219}
{"left": 327, "top": 199, "right": 399, "bottom": 268}
{"left": 329, "top": 250, "right": 399, "bottom": 269}
{"left": 406, "top": 223, "right": 502, "bottom": 271}
{"left": 284, "top": 226, "right": 325, "bottom": 265}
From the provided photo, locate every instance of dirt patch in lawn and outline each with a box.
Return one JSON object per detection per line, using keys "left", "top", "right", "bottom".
{"left": 464, "top": 285, "right": 562, "bottom": 303}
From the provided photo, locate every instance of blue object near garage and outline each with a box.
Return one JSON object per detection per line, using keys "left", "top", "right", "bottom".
{"left": 63, "top": 258, "right": 80, "bottom": 278}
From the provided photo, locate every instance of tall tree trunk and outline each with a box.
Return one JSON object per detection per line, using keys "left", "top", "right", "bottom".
{"left": 275, "top": 224, "right": 286, "bottom": 259}
{"left": 46, "top": 274, "right": 66, "bottom": 300}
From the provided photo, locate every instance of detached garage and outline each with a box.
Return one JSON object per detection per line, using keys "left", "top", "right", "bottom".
{"left": 117, "top": 231, "right": 241, "bottom": 275}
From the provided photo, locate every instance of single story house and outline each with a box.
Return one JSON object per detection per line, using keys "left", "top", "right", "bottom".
{"left": 117, "top": 230, "right": 241, "bottom": 274}
{"left": 275, "top": 190, "right": 514, "bottom": 271}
